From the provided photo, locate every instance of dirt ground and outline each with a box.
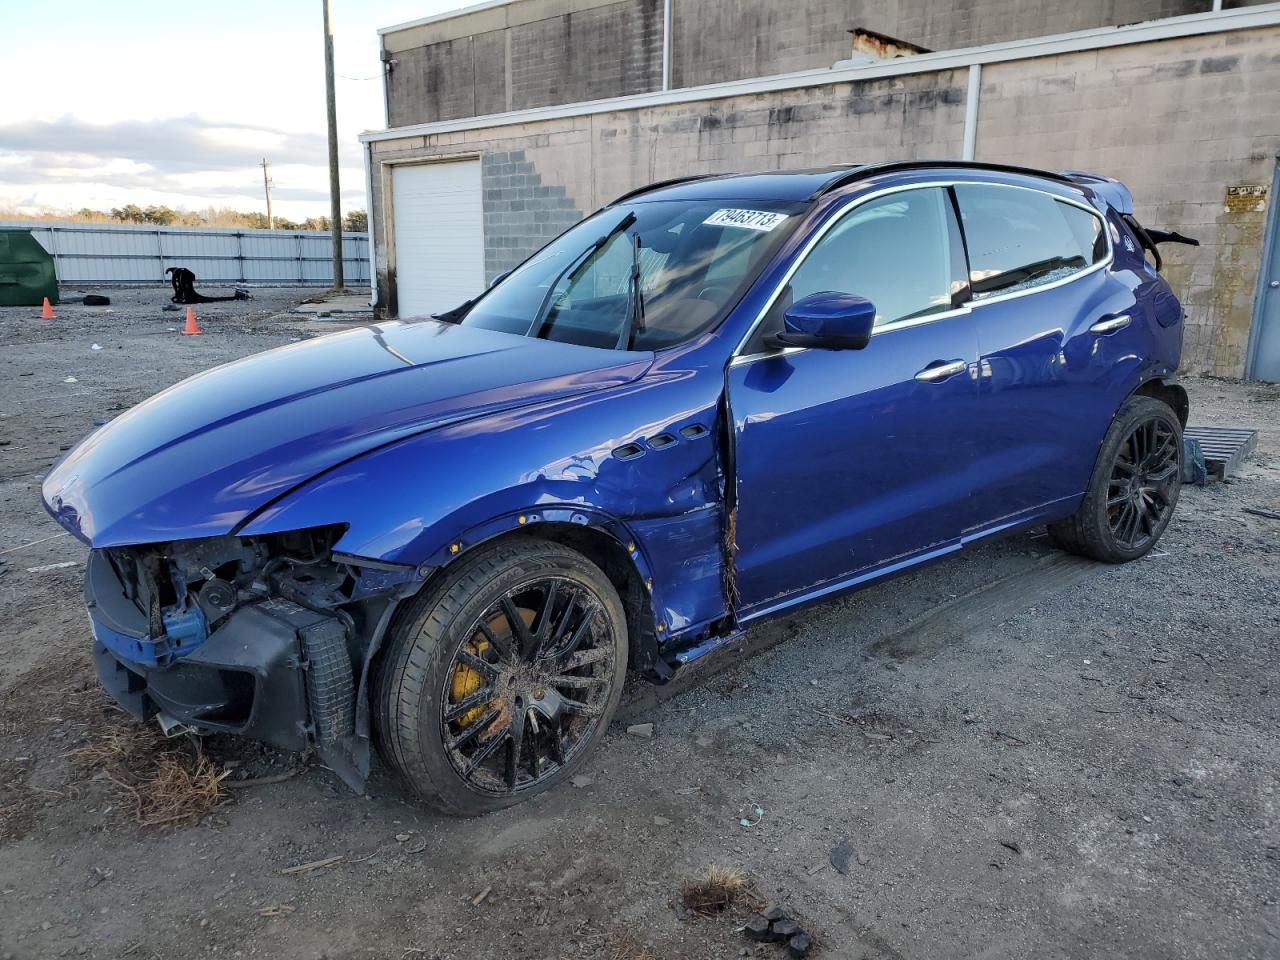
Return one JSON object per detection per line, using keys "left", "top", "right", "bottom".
{"left": 1, "top": 286, "right": 1277, "bottom": 960}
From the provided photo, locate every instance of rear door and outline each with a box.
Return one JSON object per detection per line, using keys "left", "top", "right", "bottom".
{"left": 392, "top": 159, "right": 485, "bottom": 317}
{"left": 954, "top": 183, "right": 1136, "bottom": 534}
{"left": 728, "top": 186, "right": 980, "bottom": 615}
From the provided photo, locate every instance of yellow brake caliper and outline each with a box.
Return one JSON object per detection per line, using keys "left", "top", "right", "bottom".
{"left": 449, "top": 609, "right": 533, "bottom": 730}
{"left": 450, "top": 636, "right": 493, "bottom": 728}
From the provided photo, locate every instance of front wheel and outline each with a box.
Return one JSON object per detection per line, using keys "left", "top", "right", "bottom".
{"left": 373, "top": 539, "right": 628, "bottom": 816}
{"left": 1048, "top": 395, "right": 1183, "bottom": 563}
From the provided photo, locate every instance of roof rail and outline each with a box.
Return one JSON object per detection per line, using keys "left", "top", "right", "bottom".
{"left": 810, "top": 160, "right": 1078, "bottom": 199}
{"left": 608, "top": 174, "right": 721, "bottom": 206}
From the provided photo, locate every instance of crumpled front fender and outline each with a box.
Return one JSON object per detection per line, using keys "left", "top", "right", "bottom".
{"left": 239, "top": 369, "right": 729, "bottom": 644}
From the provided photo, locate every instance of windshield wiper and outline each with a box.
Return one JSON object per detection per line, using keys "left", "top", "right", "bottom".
{"left": 615, "top": 232, "right": 646, "bottom": 351}
{"left": 529, "top": 211, "right": 637, "bottom": 338}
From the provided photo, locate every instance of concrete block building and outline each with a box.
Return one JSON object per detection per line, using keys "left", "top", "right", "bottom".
{"left": 360, "top": 0, "right": 1280, "bottom": 379}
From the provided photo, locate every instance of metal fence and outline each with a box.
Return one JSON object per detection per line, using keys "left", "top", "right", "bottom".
{"left": 0, "top": 221, "right": 370, "bottom": 287}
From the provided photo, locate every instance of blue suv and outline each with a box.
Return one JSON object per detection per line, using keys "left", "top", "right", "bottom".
{"left": 43, "top": 161, "right": 1192, "bottom": 815}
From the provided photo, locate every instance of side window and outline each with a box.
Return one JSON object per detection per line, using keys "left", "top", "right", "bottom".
{"left": 784, "top": 187, "right": 956, "bottom": 330}
{"left": 954, "top": 184, "right": 1107, "bottom": 299}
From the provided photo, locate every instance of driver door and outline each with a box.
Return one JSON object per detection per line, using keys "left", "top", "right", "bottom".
{"left": 727, "top": 186, "right": 981, "bottom": 616}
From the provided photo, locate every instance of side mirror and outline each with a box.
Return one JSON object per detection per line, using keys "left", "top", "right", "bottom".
{"left": 764, "top": 292, "right": 876, "bottom": 351}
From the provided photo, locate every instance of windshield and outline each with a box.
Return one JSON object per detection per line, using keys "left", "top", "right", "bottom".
{"left": 456, "top": 199, "right": 805, "bottom": 350}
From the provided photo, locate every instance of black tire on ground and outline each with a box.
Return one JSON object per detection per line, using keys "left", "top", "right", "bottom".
{"left": 373, "top": 537, "right": 628, "bottom": 816}
{"left": 1048, "top": 395, "right": 1184, "bottom": 563}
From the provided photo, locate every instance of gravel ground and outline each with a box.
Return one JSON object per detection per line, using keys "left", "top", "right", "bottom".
{"left": 0, "top": 286, "right": 1277, "bottom": 960}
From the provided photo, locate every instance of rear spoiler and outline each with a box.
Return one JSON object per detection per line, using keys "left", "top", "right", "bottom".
{"left": 1059, "top": 170, "right": 1198, "bottom": 272}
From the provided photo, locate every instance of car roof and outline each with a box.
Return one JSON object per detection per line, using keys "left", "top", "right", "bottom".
{"left": 612, "top": 161, "right": 1085, "bottom": 205}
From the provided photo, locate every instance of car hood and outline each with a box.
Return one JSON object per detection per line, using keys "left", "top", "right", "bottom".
{"left": 43, "top": 320, "right": 652, "bottom": 547}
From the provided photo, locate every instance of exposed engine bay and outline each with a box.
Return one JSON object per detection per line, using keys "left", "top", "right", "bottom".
{"left": 85, "top": 525, "right": 421, "bottom": 791}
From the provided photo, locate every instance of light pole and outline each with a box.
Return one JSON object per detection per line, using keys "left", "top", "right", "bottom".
{"left": 260, "top": 158, "right": 274, "bottom": 229}
{"left": 322, "top": 0, "right": 344, "bottom": 290}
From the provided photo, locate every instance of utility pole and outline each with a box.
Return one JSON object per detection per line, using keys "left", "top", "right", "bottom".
{"left": 322, "top": 0, "right": 344, "bottom": 290}
{"left": 260, "top": 158, "right": 274, "bottom": 229}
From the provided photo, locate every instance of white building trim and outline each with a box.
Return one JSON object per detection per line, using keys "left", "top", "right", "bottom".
{"left": 962, "top": 63, "right": 981, "bottom": 162}
{"left": 379, "top": 0, "right": 518, "bottom": 36}
{"left": 362, "top": 2, "right": 1280, "bottom": 143}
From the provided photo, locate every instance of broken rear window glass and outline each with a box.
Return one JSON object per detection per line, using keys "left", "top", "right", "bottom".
{"left": 955, "top": 184, "right": 1106, "bottom": 299}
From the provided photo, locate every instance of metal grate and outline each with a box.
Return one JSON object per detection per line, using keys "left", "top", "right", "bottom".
{"left": 1183, "top": 426, "right": 1258, "bottom": 479}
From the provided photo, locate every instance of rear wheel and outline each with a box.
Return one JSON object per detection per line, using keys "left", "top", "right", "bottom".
{"left": 1048, "top": 395, "right": 1183, "bottom": 563}
{"left": 373, "top": 538, "right": 627, "bottom": 816}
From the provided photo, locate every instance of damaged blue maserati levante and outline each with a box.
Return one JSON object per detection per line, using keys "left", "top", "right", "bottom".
{"left": 42, "top": 162, "right": 1195, "bottom": 815}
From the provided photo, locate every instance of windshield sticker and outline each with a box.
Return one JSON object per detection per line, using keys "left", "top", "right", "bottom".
{"left": 702, "top": 208, "right": 789, "bottom": 232}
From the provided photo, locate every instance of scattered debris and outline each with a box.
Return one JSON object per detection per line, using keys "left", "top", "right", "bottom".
{"left": 829, "top": 839, "right": 854, "bottom": 875}
{"left": 223, "top": 769, "right": 299, "bottom": 789}
{"left": 255, "top": 905, "right": 296, "bottom": 917}
{"left": 570, "top": 774, "right": 594, "bottom": 788}
{"left": 25, "top": 560, "right": 78, "bottom": 574}
{"left": 90, "top": 343, "right": 103, "bottom": 351}
{"left": 1000, "top": 840, "right": 1023, "bottom": 855}
{"left": 626, "top": 723, "right": 654, "bottom": 739}
{"left": 740, "top": 905, "right": 813, "bottom": 958}
{"left": 991, "top": 729, "right": 1028, "bottom": 746}
{"left": 281, "top": 856, "right": 343, "bottom": 876}
{"left": 679, "top": 865, "right": 757, "bottom": 916}
{"left": 1243, "top": 507, "right": 1280, "bottom": 521}
{"left": 737, "top": 802, "right": 764, "bottom": 827}
{"left": 1183, "top": 426, "right": 1258, "bottom": 480}
{"left": 471, "top": 885, "right": 492, "bottom": 907}
{"left": 63, "top": 376, "right": 77, "bottom": 383}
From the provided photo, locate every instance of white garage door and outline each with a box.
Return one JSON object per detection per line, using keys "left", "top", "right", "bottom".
{"left": 391, "top": 159, "right": 485, "bottom": 318}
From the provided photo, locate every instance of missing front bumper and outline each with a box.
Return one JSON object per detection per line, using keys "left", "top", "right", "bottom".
{"left": 90, "top": 597, "right": 362, "bottom": 788}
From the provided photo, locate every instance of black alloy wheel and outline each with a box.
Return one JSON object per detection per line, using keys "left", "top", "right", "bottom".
{"left": 1048, "top": 395, "right": 1184, "bottom": 563}
{"left": 440, "top": 577, "right": 615, "bottom": 795}
{"left": 1106, "top": 415, "right": 1180, "bottom": 551}
{"left": 374, "top": 539, "right": 628, "bottom": 816}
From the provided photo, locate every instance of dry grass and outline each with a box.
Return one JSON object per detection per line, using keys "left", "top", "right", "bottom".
{"left": 66, "top": 718, "right": 229, "bottom": 829}
{"left": 679, "top": 865, "right": 760, "bottom": 917}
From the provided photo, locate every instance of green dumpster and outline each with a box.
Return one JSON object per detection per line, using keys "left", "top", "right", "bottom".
{"left": 0, "top": 229, "right": 58, "bottom": 306}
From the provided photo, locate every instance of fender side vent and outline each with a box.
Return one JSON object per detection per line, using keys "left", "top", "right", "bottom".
{"left": 648, "top": 432, "right": 677, "bottom": 449}
{"left": 612, "top": 442, "right": 646, "bottom": 461}
{"left": 679, "top": 424, "right": 708, "bottom": 440}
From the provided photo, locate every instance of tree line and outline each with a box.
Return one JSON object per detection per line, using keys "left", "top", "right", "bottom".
{"left": 0, "top": 205, "right": 368, "bottom": 232}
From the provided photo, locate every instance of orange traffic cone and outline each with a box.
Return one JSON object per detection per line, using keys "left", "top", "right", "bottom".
{"left": 181, "top": 306, "right": 203, "bottom": 336}
{"left": 39, "top": 297, "right": 54, "bottom": 319}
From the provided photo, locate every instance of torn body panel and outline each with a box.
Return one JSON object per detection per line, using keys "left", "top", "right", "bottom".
{"left": 239, "top": 351, "right": 733, "bottom": 660}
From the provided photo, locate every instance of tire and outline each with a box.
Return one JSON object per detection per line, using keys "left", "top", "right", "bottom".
{"left": 1048, "top": 395, "right": 1183, "bottom": 563}
{"left": 373, "top": 538, "right": 628, "bottom": 816}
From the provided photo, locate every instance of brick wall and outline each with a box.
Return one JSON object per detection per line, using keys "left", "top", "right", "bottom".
{"left": 481, "top": 150, "right": 584, "bottom": 281}
{"left": 975, "top": 27, "right": 1280, "bottom": 375}
{"left": 385, "top": 0, "right": 663, "bottom": 126}
{"left": 669, "top": 0, "right": 1212, "bottom": 88}
{"left": 371, "top": 69, "right": 966, "bottom": 291}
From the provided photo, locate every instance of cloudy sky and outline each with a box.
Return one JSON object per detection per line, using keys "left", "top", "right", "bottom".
{"left": 0, "top": 0, "right": 469, "bottom": 220}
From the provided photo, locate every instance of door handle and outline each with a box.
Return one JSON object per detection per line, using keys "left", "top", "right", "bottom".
{"left": 1089, "top": 314, "right": 1131, "bottom": 335}
{"left": 914, "top": 359, "right": 968, "bottom": 383}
